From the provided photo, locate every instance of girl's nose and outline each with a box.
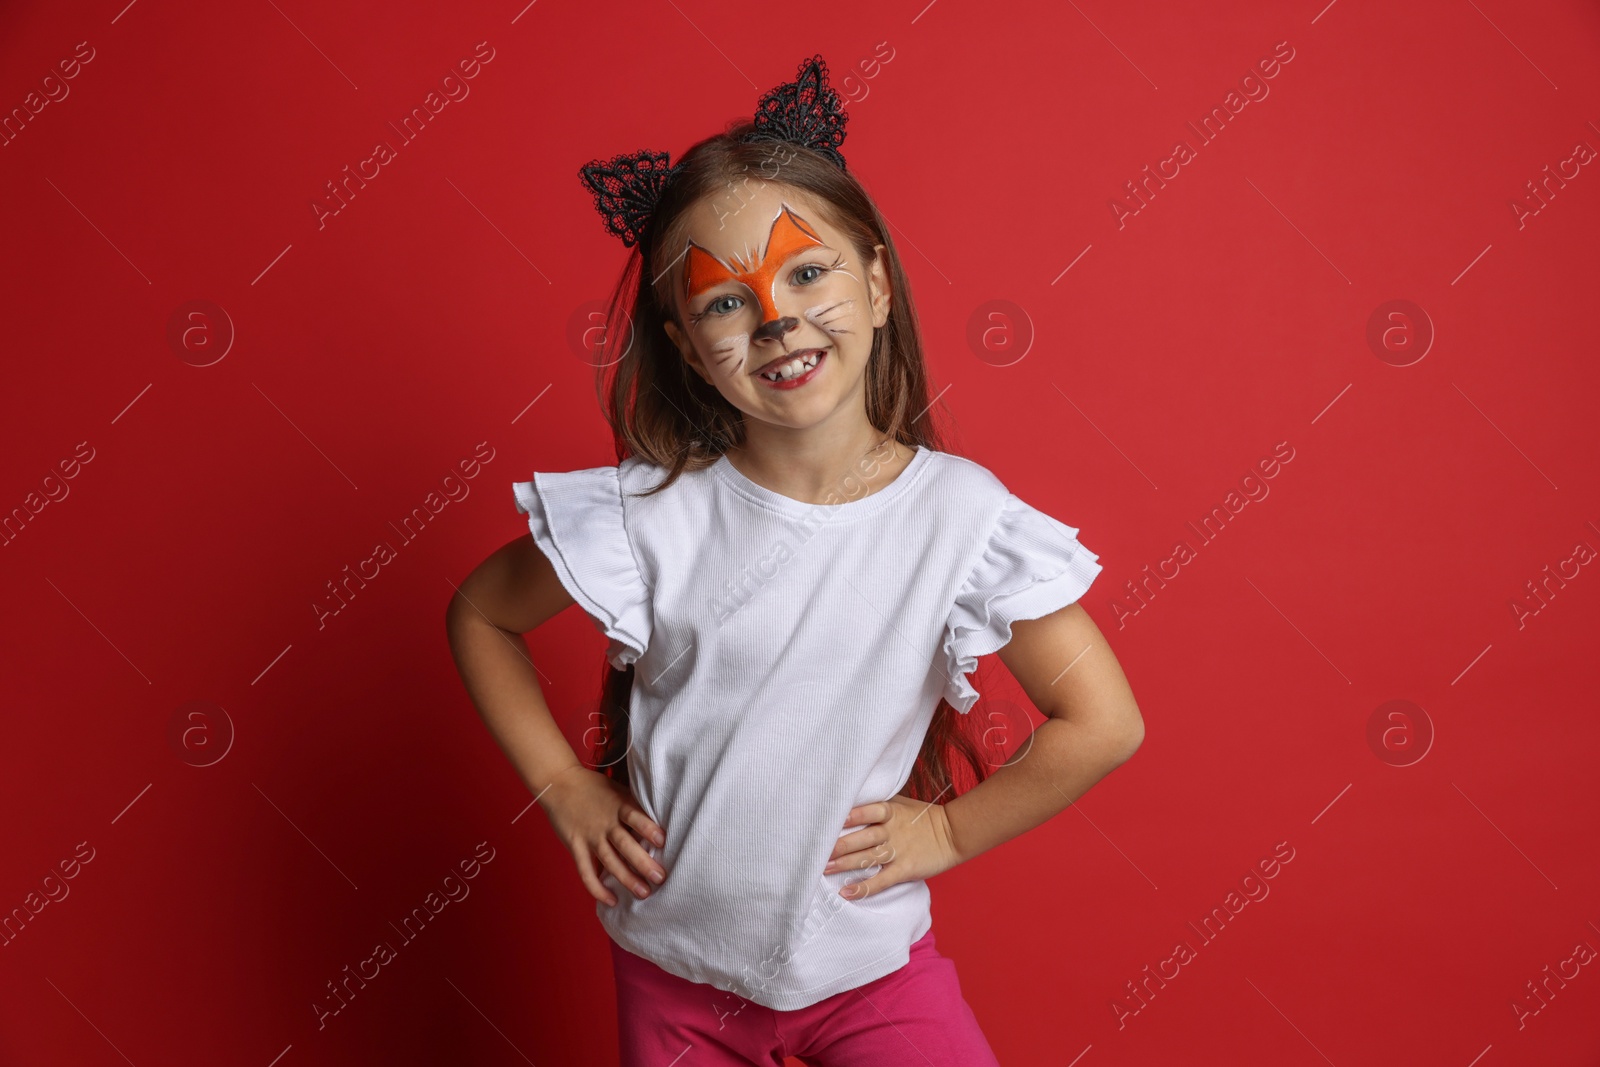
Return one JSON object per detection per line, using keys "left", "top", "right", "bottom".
{"left": 751, "top": 315, "right": 798, "bottom": 343}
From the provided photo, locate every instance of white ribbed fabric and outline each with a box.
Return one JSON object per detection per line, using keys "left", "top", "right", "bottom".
{"left": 512, "top": 446, "right": 1101, "bottom": 1010}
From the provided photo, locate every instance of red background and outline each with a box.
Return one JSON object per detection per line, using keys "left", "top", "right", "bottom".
{"left": 3, "top": 0, "right": 1598, "bottom": 1064}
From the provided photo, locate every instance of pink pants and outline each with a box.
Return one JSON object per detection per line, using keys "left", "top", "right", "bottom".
{"left": 610, "top": 927, "right": 1001, "bottom": 1066}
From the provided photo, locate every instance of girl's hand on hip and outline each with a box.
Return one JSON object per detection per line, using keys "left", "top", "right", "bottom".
{"left": 538, "top": 765, "right": 667, "bottom": 907}
{"left": 823, "top": 795, "right": 962, "bottom": 900}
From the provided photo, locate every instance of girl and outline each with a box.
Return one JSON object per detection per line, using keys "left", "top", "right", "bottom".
{"left": 446, "top": 55, "right": 1144, "bottom": 1067}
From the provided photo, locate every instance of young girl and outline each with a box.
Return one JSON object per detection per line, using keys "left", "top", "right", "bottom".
{"left": 447, "top": 55, "right": 1144, "bottom": 1067}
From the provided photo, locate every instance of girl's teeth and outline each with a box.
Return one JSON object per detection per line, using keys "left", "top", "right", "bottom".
{"left": 761, "top": 352, "right": 820, "bottom": 381}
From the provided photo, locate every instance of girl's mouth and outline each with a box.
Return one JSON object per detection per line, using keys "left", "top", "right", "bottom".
{"left": 754, "top": 349, "right": 826, "bottom": 389}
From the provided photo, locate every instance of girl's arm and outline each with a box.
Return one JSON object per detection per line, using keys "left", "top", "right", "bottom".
{"left": 445, "top": 534, "right": 587, "bottom": 795}
{"left": 942, "top": 602, "right": 1144, "bottom": 866}
{"left": 446, "top": 534, "right": 670, "bottom": 906}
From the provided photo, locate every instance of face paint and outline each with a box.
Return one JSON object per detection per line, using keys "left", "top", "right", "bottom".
{"left": 673, "top": 195, "right": 876, "bottom": 384}
{"left": 802, "top": 300, "right": 856, "bottom": 342}
{"left": 703, "top": 331, "right": 750, "bottom": 374}
{"left": 683, "top": 204, "right": 828, "bottom": 327}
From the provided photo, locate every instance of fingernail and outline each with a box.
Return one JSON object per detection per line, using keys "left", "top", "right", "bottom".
{"left": 654, "top": 834, "right": 665, "bottom": 846}
{"left": 840, "top": 885, "right": 857, "bottom": 898}
{"left": 649, "top": 870, "right": 663, "bottom": 884}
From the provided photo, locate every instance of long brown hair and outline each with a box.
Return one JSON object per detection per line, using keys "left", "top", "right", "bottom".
{"left": 581, "top": 119, "right": 992, "bottom": 803}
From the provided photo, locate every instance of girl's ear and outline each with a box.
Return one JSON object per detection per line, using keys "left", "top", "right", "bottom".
{"left": 662, "top": 319, "right": 712, "bottom": 384}
{"left": 663, "top": 317, "right": 688, "bottom": 357}
{"left": 866, "top": 243, "right": 892, "bottom": 328}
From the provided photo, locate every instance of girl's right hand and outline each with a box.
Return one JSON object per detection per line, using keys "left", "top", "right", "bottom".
{"left": 538, "top": 764, "right": 668, "bottom": 907}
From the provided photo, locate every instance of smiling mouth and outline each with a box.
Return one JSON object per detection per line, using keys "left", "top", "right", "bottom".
{"left": 754, "top": 348, "right": 826, "bottom": 382}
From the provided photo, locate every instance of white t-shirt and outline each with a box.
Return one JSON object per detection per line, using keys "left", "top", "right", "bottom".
{"left": 512, "top": 445, "right": 1102, "bottom": 1011}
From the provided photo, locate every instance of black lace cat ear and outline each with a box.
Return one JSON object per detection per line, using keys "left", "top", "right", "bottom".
{"left": 742, "top": 53, "right": 849, "bottom": 169}
{"left": 578, "top": 56, "right": 851, "bottom": 249}
{"left": 577, "top": 149, "right": 683, "bottom": 248}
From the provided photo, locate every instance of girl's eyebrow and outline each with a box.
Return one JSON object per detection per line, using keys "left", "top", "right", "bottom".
{"left": 696, "top": 244, "right": 838, "bottom": 290}
{"left": 684, "top": 206, "right": 835, "bottom": 305}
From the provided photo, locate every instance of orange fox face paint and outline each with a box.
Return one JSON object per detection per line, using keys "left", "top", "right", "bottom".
{"left": 684, "top": 204, "right": 828, "bottom": 324}
{"left": 659, "top": 184, "right": 880, "bottom": 388}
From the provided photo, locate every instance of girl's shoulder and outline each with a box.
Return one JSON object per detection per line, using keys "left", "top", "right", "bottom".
{"left": 920, "top": 448, "right": 1010, "bottom": 498}
{"left": 614, "top": 452, "right": 718, "bottom": 505}
{"left": 920, "top": 449, "right": 1099, "bottom": 561}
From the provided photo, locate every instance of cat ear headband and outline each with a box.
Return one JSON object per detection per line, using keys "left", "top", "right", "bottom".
{"left": 577, "top": 54, "right": 850, "bottom": 249}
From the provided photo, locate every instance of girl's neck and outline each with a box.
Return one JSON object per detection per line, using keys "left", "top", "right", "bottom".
{"left": 723, "top": 434, "right": 915, "bottom": 507}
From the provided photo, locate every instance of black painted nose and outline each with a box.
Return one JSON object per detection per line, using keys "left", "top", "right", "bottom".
{"left": 751, "top": 316, "right": 798, "bottom": 343}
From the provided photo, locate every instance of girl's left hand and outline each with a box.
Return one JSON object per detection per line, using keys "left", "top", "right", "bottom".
{"left": 823, "top": 795, "right": 963, "bottom": 900}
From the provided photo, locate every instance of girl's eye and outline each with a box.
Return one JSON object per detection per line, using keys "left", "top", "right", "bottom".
{"left": 695, "top": 261, "right": 834, "bottom": 322}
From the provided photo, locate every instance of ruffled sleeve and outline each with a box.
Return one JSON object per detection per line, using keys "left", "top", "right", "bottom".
{"left": 512, "top": 467, "right": 652, "bottom": 670}
{"left": 939, "top": 494, "right": 1102, "bottom": 713}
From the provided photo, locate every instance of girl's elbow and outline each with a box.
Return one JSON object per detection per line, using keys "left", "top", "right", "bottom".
{"left": 1118, "top": 721, "right": 1145, "bottom": 761}
{"left": 444, "top": 587, "right": 474, "bottom": 631}
{"left": 1112, "top": 704, "right": 1145, "bottom": 762}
